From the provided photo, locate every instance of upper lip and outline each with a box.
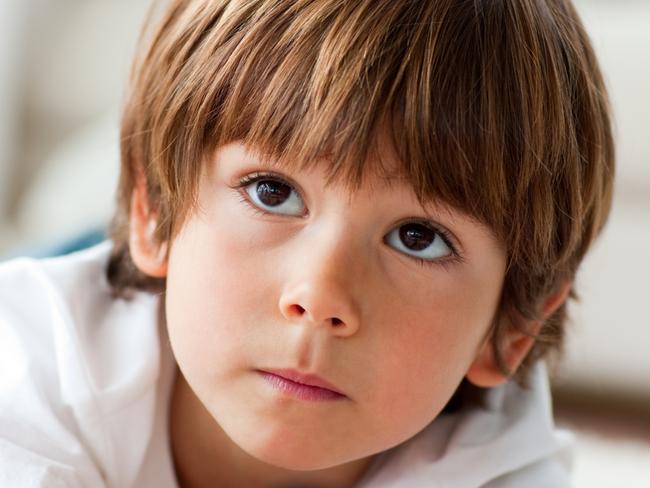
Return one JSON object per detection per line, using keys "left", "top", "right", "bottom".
{"left": 260, "top": 368, "right": 346, "bottom": 396}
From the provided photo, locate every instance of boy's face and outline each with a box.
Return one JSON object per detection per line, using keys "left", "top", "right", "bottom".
{"left": 164, "top": 141, "right": 507, "bottom": 470}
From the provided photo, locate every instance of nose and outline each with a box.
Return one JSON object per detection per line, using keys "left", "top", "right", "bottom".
{"left": 278, "top": 235, "right": 363, "bottom": 337}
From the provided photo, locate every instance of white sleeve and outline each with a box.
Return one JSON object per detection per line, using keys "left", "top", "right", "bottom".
{"left": 0, "top": 260, "right": 106, "bottom": 488}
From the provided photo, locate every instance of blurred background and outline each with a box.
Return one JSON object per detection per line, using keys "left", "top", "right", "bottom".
{"left": 0, "top": 0, "right": 648, "bottom": 485}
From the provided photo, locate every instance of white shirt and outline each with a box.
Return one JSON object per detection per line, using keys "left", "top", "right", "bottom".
{"left": 0, "top": 243, "right": 573, "bottom": 487}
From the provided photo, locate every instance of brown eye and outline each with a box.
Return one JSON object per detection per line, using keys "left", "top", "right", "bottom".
{"left": 384, "top": 222, "right": 452, "bottom": 261}
{"left": 256, "top": 180, "right": 291, "bottom": 207}
{"left": 399, "top": 223, "right": 435, "bottom": 251}
{"left": 244, "top": 177, "right": 305, "bottom": 216}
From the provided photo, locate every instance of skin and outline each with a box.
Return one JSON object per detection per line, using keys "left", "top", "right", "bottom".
{"left": 129, "top": 141, "right": 569, "bottom": 488}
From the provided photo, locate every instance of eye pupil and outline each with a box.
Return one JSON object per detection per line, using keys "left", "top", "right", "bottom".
{"left": 399, "top": 223, "right": 435, "bottom": 250}
{"left": 257, "top": 181, "right": 291, "bottom": 206}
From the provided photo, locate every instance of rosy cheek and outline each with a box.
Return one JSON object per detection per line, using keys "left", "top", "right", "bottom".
{"left": 368, "top": 286, "right": 489, "bottom": 407}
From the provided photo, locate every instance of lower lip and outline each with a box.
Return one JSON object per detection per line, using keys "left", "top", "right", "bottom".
{"left": 258, "top": 371, "right": 347, "bottom": 401}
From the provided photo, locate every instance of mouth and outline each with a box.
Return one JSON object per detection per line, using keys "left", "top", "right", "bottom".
{"left": 257, "top": 369, "right": 348, "bottom": 401}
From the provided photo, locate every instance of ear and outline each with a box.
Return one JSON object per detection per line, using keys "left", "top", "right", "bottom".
{"left": 465, "top": 280, "right": 572, "bottom": 387}
{"left": 129, "top": 179, "right": 168, "bottom": 278}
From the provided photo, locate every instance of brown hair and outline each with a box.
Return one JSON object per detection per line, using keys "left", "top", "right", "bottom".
{"left": 108, "top": 0, "right": 614, "bottom": 384}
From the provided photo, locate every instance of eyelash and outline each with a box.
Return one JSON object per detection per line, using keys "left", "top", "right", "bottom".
{"left": 231, "top": 171, "right": 465, "bottom": 269}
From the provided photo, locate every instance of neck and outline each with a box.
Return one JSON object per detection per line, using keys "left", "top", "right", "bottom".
{"left": 169, "top": 368, "right": 375, "bottom": 488}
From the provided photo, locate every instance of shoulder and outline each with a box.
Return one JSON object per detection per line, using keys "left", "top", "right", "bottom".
{"left": 0, "top": 243, "right": 163, "bottom": 486}
{"left": 0, "top": 244, "right": 114, "bottom": 400}
{"left": 0, "top": 242, "right": 114, "bottom": 344}
{"left": 481, "top": 451, "right": 573, "bottom": 487}
{"left": 0, "top": 243, "right": 160, "bottom": 397}
{"left": 0, "top": 242, "right": 161, "bottom": 393}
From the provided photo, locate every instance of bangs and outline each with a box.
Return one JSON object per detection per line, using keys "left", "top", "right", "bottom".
{"left": 158, "top": 1, "right": 516, "bottom": 227}
{"left": 131, "top": 0, "right": 609, "bottom": 275}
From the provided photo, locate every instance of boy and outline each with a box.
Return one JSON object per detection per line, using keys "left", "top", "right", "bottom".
{"left": 0, "top": 0, "right": 614, "bottom": 486}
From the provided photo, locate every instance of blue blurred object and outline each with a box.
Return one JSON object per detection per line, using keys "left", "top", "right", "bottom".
{"left": 2, "top": 229, "right": 106, "bottom": 260}
{"left": 43, "top": 229, "right": 107, "bottom": 257}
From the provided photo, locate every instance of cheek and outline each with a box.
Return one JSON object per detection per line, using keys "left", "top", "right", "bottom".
{"left": 361, "top": 275, "right": 501, "bottom": 440}
{"left": 368, "top": 317, "right": 467, "bottom": 419}
{"left": 165, "top": 209, "right": 276, "bottom": 376}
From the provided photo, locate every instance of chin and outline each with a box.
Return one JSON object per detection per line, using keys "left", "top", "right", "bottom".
{"left": 245, "top": 435, "right": 340, "bottom": 471}
{"left": 229, "top": 423, "right": 353, "bottom": 471}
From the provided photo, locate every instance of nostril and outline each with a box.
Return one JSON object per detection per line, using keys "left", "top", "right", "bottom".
{"left": 284, "top": 304, "right": 345, "bottom": 327}
{"left": 292, "top": 304, "right": 305, "bottom": 315}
